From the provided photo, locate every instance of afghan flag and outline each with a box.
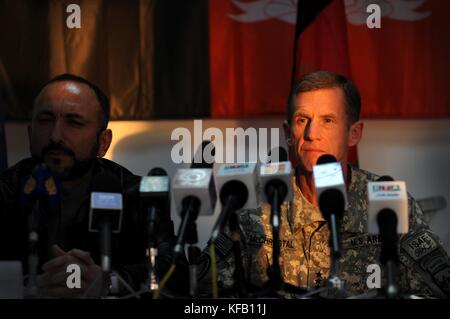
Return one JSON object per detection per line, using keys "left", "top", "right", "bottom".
{"left": 209, "top": 0, "right": 450, "bottom": 118}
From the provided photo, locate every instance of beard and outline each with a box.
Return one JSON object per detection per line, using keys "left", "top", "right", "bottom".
{"left": 33, "top": 142, "right": 99, "bottom": 181}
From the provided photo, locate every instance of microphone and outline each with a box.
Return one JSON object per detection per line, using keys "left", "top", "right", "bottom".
{"left": 210, "top": 162, "right": 259, "bottom": 242}
{"left": 367, "top": 176, "right": 408, "bottom": 236}
{"left": 313, "top": 155, "right": 348, "bottom": 213}
{"left": 140, "top": 168, "right": 170, "bottom": 242}
{"left": 267, "top": 146, "right": 288, "bottom": 163}
{"left": 313, "top": 155, "right": 347, "bottom": 259}
{"left": 191, "top": 140, "right": 215, "bottom": 169}
{"left": 367, "top": 175, "right": 408, "bottom": 298}
{"left": 260, "top": 161, "right": 293, "bottom": 214}
{"left": 88, "top": 172, "right": 123, "bottom": 274}
{"left": 21, "top": 163, "right": 60, "bottom": 208}
{"left": 139, "top": 167, "right": 170, "bottom": 291}
{"left": 172, "top": 142, "right": 217, "bottom": 259}
{"left": 209, "top": 162, "right": 259, "bottom": 297}
{"left": 260, "top": 157, "right": 293, "bottom": 232}
{"left": 259, "top": 157, "right": 292, "bottom": 291}
{"left": 20, "top": 163, "right": 60, "bottom": 298}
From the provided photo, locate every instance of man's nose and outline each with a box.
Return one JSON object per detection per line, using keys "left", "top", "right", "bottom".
{"left": 49, "top": 119, "right": 64, "bottom": 144}
{"left": 305, "top": 119, "right": 320, "bottom": 140}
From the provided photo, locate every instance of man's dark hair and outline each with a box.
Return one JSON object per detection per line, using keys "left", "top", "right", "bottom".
{"left": 34, "top": 74, "right": 110, "bottom": 131}
{"left": 287, "top": 71, "right": 361, "bottom": 126}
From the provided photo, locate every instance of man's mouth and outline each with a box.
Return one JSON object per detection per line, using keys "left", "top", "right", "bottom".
{"left": 303, "top": 148, "right": 324, "bottom": 153}
{"left": 45, "top": 151, "right": 71, "bottom": 158}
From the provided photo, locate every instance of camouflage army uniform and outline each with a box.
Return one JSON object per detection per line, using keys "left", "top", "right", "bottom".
{"left": 211, "top": 166, "right": 450, "bottom": 298}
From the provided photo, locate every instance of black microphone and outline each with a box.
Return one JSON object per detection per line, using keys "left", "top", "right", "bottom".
{"left": 191, "top": 140, "right": 215, "bottom": 169}
{"left": 267, "top": 146, "right": 288, "bottom": 163}
{"left": 88, "top": 172, "right": 123, "bottom": 274}
{"left": 172, "top": 141, "right": 217, "bottom": 296}
{"left": 210, "top": 162, "right": 259, "bottom": 242}
{"left": 173, "top": 141, "right": 217, "bottom": 258}
{"left": 377, "top": 208, "right": 398, "bottom": 264}
{"left": 140, "top": 167, "right": 170, "bottom": 242}
{"left": 313, "top": 155, "right": 347, "bottom": 279}
{"left": 316, "top": 154, "right": 337, "bottom": 165}
{"left": 139, "top": 167, "right": 171, "bottom": 291}
{"left": 377, "top": 175, "right": 394, "bottom": 182}
{"left": 21, "top": 163, "right": 60, "bottom": 298}
{"left": 374, "top": 175, "right": 400, "bottom": 298}
{"left": 374, "top": 175, "right": 398, "bottom": 265}
{"left": 260, "top": 153, "right": 293, "bottom": 291}
{"left": 319, "top": 188, "right": 345, "bottom": 259}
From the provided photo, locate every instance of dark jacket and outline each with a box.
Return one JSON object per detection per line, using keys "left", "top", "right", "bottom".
{"left": 0, "top": 157, "right": 178, "bottom": 295}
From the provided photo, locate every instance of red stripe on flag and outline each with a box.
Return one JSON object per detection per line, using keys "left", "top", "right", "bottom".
{"left": 209, "top": 0, "right": 295, "bottom": 118}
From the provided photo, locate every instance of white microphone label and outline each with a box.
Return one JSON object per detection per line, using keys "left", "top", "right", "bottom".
{"left": 140, "top": 176, "right": 169, "bottom": 193}
{"left": 313, "top": 162, "right": 345, "bottom": 188}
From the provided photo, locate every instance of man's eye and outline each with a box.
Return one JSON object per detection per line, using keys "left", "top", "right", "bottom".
{"left": 297, "top": 117, "right": 307, "bottom": 124}
{"left": 68, "top": 120, "right": 83, "bottom": 127}
{"left": 324, "top": 118, "right": 334, "bottom": 124}
{"left": 37, "top": 118, "right": 53, "bottom": 123}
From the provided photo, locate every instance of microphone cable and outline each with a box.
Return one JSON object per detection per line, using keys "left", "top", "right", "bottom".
{"left": 209, "top": 243, "right": 219, "bottom": 298}
{"left": 153, "top": 263, "right": 176, "bottom": 299}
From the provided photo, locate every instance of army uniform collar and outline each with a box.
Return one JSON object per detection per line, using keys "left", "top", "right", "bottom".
{"left": 288, "top": 176, "right": 326, "bottom": 233}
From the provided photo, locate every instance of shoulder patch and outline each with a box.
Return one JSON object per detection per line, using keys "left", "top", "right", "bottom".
{"left": 402, "top": 231, "right": 438, "bottom": 261}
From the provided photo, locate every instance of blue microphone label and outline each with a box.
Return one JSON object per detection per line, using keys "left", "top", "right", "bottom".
{"left": 91, "top": 192, "right": 123, "bottom": 210}
{"left": 219, "top": 163, "right": 255, "bottom": 175}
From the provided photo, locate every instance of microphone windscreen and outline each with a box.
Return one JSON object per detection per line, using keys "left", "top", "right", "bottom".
{"left": 316, "top": 154, "right": 337, "bottom": 165}
{"left": 377, "top": 175, "right": 394, "bottom": 182}
{"left": 89, "top": 172, "right": 123, "bottom": 233}
{"left": 191, "top": 140, "right": 215, "bottom": 169}
{"left": 21, "top": 164, "right": 60, "bottom": 204}
{"left": 377, "top": 209, "right": 398, "bottom": 235}
{"left": 219, "top": 180, "right": 248, "bottom": 209}
{"left": 268, "top": 146, "right": 288, "bottom": 163}
{"left": 148, "top": 167, "right": 168, "bottom": 177}
{"left": 319, "top": 188, "right": 345, "bottom": 220}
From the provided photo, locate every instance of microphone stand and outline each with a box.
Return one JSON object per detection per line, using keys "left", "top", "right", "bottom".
{"left": 215, "top": 195, "right": 247, "bottom": 297}
{"left": 146, "top": 205, "right": 159, "bottom": 293}
{"left": 91, "top": 218, "right": 141, "bottom": 299}
{"left": 322, "top": 213, "right": 351, "bottom": 298}
{"left": 26, "top": 201, "right": 40, "bottom": 299}
{"left": 378, "top": 209, "right": 400, "bottom": 299}
{"left": 299, "top": 213, "right": 352, "bottom": 299}
{"left": 255, "top": 182, "right": 286, "bottom": 297}
{"left": 186, "top": 222, "right": 200, "bottom": 298}
{"left": 267, "top": 181, "right": 288, "bottom": 294}
{"left": 173, "top": 197, "right": 201, "bottom": 297}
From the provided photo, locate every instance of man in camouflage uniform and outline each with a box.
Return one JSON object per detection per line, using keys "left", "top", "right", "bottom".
{"left": 207, "top": 71, "right": 450, "bottom": 298}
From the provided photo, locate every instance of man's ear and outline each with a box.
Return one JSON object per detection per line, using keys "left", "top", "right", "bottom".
{"left": 97, "top": 129, "right": 112, "bottom": 158}
{"left": 348, "top": 120, "right": 363, "bottom": 147}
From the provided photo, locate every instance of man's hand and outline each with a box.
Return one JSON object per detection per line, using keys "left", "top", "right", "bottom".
{"left": 37, "top": 245, "right": 106, "bottom": 298}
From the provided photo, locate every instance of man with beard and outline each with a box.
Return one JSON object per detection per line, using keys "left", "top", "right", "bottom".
{"left": 0, "top": 74, "right": 177, "bottom": 298}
